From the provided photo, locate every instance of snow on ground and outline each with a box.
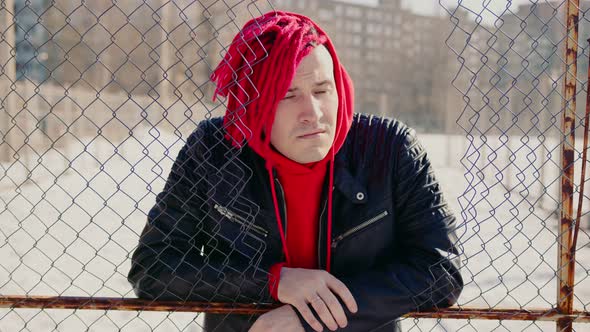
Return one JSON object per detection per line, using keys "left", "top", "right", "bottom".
{"left": 1, "top": 126, "right": 589, "bottom": 331}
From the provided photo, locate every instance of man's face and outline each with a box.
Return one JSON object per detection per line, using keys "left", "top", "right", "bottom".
{"left": 270, "top": 46, "right": 339, "bottom": 164}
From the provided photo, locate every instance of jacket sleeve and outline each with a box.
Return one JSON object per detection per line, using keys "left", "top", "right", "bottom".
{"left": 127, "top": 122, "right": 273, "bottom": 304}
{"left": 300, "top": 129, "right": 464, "bottom": 331}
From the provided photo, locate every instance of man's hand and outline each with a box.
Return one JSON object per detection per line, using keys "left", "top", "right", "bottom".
{"left": 277, "top": 267, "right": 358, "bottom": 332}
{"left": 249, "top": 305, "right": 305, "bottom": 332}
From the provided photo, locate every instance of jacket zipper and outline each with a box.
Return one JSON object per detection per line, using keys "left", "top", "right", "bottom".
{"left": 275, "top": 179, "right": 288, "bottom": 242}
{"left": 214, "top": 203, "right": 268, "bottom": 237}
{"left": 331, "top": 210, "right": 389, "bottom": 249}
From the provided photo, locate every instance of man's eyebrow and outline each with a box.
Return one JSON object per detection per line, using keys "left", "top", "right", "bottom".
{"left": 287, "top": 80, "right": 333, "bottom": 92}
{"left": 315, "top": 80, "right": 333, "bottom": 87}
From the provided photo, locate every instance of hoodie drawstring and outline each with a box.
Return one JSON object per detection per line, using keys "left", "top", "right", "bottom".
{"left": 326, "top": 150, "right": 335, "bottom": 272}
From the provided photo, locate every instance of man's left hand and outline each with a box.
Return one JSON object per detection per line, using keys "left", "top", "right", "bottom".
{"left": 249, "top": 305, "right": 307, "bottom": 332}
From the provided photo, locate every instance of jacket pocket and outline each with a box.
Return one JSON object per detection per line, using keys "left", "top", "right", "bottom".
{"left": 330, "top": 209, "right": 393, "bottom": 276}
{"left": 208, "top": 203, "right": 272, "bottom": 263}
{"left": 213, "top": 203, "right": 269, "bottom": 238}
{"left": 331, "top": 210, "right": 389, "bottom": 249}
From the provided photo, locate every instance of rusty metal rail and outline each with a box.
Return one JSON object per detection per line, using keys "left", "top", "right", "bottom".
{"left": 2, "top": 296, "right": 590, "bottom": 323}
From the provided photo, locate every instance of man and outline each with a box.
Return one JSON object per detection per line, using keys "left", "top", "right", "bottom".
{"left": 128, "top": 11, "right": 463, "bottom": 332}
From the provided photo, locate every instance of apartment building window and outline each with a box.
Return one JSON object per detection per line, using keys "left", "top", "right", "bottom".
{"left": 319, "top": 8, "right": 332, "bottom": 21}
{"left": 367, "top": 11, "right": 380, "bottom": 20}
{"left": 297, "top": 0, "right": 305, "bottom": 10}
{"left": 368, "top": 11, "right": 382, "bottom": 20}
{"left": 353, "top": 21, "right": 362, "bottom": 33}
{"left": 346, "top": 6, "right": 361, "bottom": 18}
{"left": 369, "top": 23, "right": 384, "bottom": 34}
{"left": 346, "top": 35, "right": 362, "bottom": 47}
{"left": 385, "top": 26, "right": 393, "bottom": 36}
{"left": 367, "top": 51, "right": 381, "bottom": 62}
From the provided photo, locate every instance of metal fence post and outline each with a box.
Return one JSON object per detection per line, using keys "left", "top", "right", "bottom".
{"left": 558, "top": 1, "right": 579, "bottom": 331}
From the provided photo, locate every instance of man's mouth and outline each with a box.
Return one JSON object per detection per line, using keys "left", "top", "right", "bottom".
{"left": 297, "top": 130, "right": 326, "bottom": 139}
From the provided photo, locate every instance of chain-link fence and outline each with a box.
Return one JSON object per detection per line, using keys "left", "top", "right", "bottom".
{"left": 1, "top": 0, "right": 590, "bottom": 331}
{"left": 436, "top": 0, "right": 590, "bottom": 331}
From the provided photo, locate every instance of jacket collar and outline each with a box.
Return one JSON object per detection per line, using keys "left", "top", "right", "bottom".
{"left": 209, "top": 143, "right": 369, "bottom": 212}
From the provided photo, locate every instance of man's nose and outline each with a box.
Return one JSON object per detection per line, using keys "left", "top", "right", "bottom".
{"left": 299, "top": 95, "right": 322, "bottom": 123}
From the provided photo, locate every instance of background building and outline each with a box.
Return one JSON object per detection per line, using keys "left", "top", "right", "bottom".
{"left": 8, "top": 0, "right": 468, "bottom": 145}
{"left": 273, "top": 0, "right": 460, "bottom": 133}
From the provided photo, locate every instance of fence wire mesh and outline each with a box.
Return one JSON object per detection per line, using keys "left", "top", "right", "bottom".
{"left": 0, "top": 0, "right": 590, "bottom": 331}
{"left": 436, "top": 0, "right": 590, "bottom": 330}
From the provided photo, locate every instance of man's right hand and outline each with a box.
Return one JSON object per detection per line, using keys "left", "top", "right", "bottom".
{"left": 277, "top": 267, "right": 358, "bottom": 332}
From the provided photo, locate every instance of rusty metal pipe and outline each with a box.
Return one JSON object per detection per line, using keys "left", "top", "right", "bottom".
{"left": 409, "top": 307, "right": 590, "bottom": 323}
{"left": 1, "top": 296, "right": 590, "bottom": 323}
{"left": 0, "top": 296, "right": 274, "bottom": 315}
{"left": 558, "top": 1, "right": 580, "bottom": 331}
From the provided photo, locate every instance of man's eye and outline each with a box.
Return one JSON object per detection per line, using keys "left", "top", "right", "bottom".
{"left": 315, "top": 90, "right": 327, "bottom": 95}
{"left": 282, "top": 95, "right": 295, "bottom": 100}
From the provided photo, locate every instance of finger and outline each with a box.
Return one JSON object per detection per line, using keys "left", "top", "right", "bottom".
{"left": 309, "top": 295, "right": 339, "bottom": 331}
{"left": 318, "top": 288, "right": 348, "bottom": 328}
{"left": 294, "top": 301, "right": 324, "bottom": 332}
{"left": 327, "top": 276, "right": 358, "bottom": 313}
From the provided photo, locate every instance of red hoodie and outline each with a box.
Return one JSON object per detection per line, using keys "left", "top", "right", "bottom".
{"left": 210, "top": 11, "right": 354, "bottom": 301}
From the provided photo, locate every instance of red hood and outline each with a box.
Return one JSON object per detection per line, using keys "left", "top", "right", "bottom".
{"left": 210, "top": 11, "right": 354, "bottom": 169}
{"left": 210, "top": 11, "right": 354, "bottom": 272}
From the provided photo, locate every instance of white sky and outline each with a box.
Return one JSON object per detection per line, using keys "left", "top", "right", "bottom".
{"left": 408, "top": 0, "right": 539, "bottom": 16}
{"left": 339, "top": 0, "right": 541, "bottom": 24}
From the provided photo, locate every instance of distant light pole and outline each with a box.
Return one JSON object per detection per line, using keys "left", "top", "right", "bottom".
{"left": 158, "top": 0, "right": 172, "bottom": 112}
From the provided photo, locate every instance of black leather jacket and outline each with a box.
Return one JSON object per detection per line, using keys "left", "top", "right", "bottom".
{"left": 128, "top": 113, "right": 463, "bottom": 332}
